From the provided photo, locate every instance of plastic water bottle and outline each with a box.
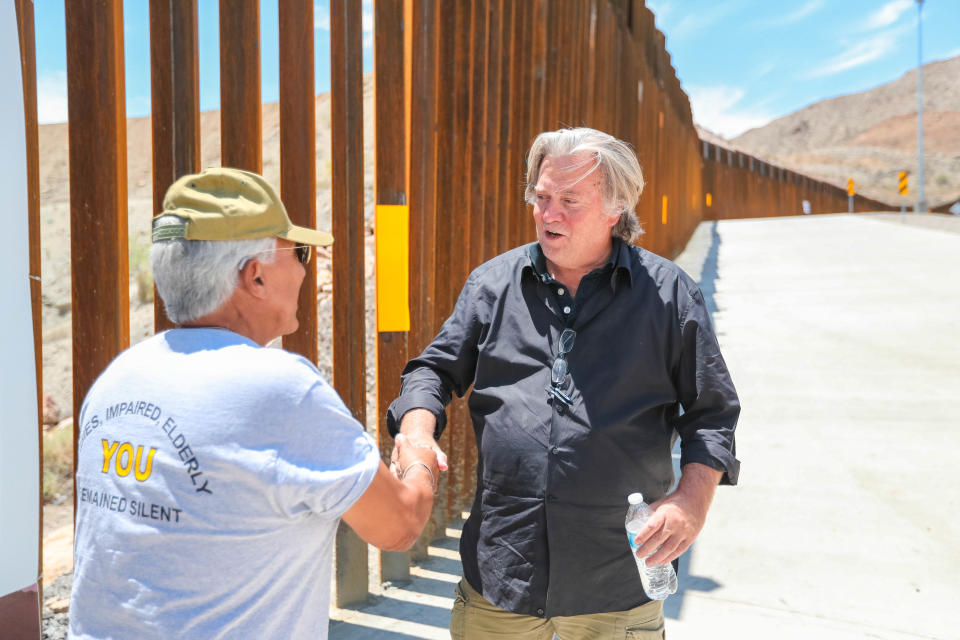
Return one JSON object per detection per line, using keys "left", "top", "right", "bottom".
{"left": 625, "top": 492, "right": 678, "bottom": 600}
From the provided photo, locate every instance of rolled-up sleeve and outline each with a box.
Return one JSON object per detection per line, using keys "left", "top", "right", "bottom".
{"left": 673, "top": 286, "right": 741, "bottom": 485}
{"left": 386, "top": 275, "right": 485, "bottom": 438}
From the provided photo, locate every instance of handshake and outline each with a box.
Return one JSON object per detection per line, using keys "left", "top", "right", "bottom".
{"left": 389, "top": 432, "right": 444, "bottom": 494}
{"left": 389, "top": 408, "right": 449, "bottom": 495}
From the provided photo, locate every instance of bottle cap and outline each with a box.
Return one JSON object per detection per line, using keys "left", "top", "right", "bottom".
{"left": 627, "top": 493, "right": 644, "bottom": 505}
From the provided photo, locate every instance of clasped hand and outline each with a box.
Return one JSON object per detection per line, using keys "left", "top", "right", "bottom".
{"left": 390, "top": 408, "right": 449, "bottom": 479}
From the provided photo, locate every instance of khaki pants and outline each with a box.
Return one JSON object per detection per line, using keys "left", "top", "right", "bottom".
{"left": 449, "top": 578, "right": 665, "bottom": 640}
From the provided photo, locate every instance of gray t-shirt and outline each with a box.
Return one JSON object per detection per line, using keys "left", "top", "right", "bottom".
{"left": 69, "top": 328, "right": 380, "bottom": 639}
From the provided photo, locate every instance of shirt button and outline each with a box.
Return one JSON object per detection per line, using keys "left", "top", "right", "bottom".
{"left": 563, "top": 306, "right": 571, "bottom": 314}
{"left": 551, "top": 446, "right": 560, "bottom": 455}
{"left": 536, "top": 608, "right": 545, "bottom": 617}
{"left": 557, "top": 288, "right": 565, "bottom": 295}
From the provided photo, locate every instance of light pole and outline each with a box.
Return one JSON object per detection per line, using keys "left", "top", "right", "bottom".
{"left": 915, "top": 0, "right": 927, "bottom": 213}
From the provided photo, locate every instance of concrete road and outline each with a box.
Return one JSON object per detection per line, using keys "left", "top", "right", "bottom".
{"left": 331, "top": 213, "right": 960, "bottom": 639}
{"left": 670, "top": 213, "right": 959, "bottom": 640}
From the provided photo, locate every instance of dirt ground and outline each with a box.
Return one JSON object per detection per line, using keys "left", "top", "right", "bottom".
{"left": 42, "top": 503, "right": 73, "bottom": 583}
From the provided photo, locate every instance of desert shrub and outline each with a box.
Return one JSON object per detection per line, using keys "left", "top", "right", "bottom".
{"left": 43, "top": 425, "right": 74, "bottom": 503}
{"left": 129, "top": 233, "right": 154, "bottom": 305}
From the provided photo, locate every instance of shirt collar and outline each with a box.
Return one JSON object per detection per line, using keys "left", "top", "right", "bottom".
{"left": 525, "top": 238, "right": 633, "bottom": 289}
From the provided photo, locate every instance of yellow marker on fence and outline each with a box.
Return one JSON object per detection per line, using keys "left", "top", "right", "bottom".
{"left": 375, "top": 205, "right": 410, "bottom": 332}
{"left": 661, "top": 195, "right": 668, "bottom": 224}
{"left": 847, "top": 178, "right": 855, "bottom": 197}
{"left": 706, "top": 192, "right": 712, "bottom": 207}
{"left": 898, "top": 171, "right": 908, "bottom": 195}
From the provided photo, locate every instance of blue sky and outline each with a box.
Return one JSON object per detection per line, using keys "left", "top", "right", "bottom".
{"left": 34, "top": 1, "right": 960, "bottom": 138}
{"left": 648, "top": 0, "right": 960, "bottom": 138}
{"left": 34, "top": 0, "right": 374, "bottom": 124}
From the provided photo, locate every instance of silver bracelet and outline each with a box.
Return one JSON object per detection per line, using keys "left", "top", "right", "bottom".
{"left": 400, "top": 460, "right": 437, "bottom": 494}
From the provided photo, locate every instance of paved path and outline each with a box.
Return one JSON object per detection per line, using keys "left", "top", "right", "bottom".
{"left": 331, "top": 213, "right": 960, "bottom": 639}
{"left": 330, "top": 520, "right": 464, "bottom": 639}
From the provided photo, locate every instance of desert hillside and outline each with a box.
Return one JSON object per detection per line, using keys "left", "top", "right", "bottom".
{"left": 728, "top": 55, "right": 960, "bottom": 207}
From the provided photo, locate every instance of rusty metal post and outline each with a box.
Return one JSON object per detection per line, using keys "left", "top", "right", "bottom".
{"left": 279, "top": 0, "right": 318, "bottom": 363}
{"left": 408, "top": 0, "right": 438, "bottom": 361}
{"left": 65, "top": 0, "right": 130, "bottom": 494}
{"left": 449, "top": 0, "right": 476, "bottom": 529}
{"left": 373, "top": 0, "right": 411, "bottom": 584}
{"left": 406, "top": 0, "right": 441, "bottom": 554}
{"left": 467, "top": 0, "right": 489, "bottom": 271}
{"left": 330, "top": 0, "right": 368, "bottom": 607}
{"left": 494, "top": 0, "right": 514, "bottom": 256}
{"left": 481, "top": 0, "right": 501, "bottom": 261}
{"left": 150, "top": 0, "right": 200, "bottom": 332}
{"left": 219, "top": 0, "right": 261, "bottom": 172}
{"left": 432, "top": 0, "right": 457, "bottom": 526}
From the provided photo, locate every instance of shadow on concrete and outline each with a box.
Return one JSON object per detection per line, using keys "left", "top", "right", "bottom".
{"left": 329, "top": 621, "right": 441, "bottom": 640}
{"left": 398, "top": 575, "right": 458, "bottom": 599}
{"left": 413, "top": 555, "right": 462, "bottom": 576}
{"left": 663, "top": 440, "right": 723, "bottom": 620}
{"left": 329, "top": 525, "right": 461, "bottom": 638}
{"left": 698, "top": 221, "right": 721, "bottom": 320}
{"left": 429, "top": 536, "right": 460, "bottom": 552}
{"left": 665, "top": 546, "right": 722, "bottom": 620}
{"left": 337, "top": 592, "right": 451, "bottom": 623}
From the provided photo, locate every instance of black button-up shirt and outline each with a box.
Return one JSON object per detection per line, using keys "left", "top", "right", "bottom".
{"left": 387, "top": 240, "right": 740, "bottom": 617}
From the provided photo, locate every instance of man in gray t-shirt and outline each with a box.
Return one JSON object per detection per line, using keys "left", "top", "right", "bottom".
{"left": 70, "top": 169, "right": 438, "bottom": 639}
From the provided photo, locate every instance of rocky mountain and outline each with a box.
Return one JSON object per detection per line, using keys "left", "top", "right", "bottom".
{"left": 728, "top": 55, "right": 960, "bottom": 207}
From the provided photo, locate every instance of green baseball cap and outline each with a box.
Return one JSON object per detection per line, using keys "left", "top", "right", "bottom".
{"left": 152, "top": 167, "right": 334, "bottom": 247}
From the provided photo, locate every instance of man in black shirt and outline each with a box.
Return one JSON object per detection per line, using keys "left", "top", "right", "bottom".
{"left": 387, "top": 127, "right": 740, "bottom": 639}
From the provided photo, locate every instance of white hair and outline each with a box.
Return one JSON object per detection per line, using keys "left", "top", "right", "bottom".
{"left": 150, "top": 215, "right": 276, "bottom": 324}
{"left": 524, "top": 127, "right": 645, "bottom": 243}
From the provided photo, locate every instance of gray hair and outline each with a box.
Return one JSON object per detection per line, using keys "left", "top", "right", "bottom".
{"left": 524, "top": 127, "right": 644, "bottom": 243}
{"left": 150, "top": 215, "right": 276, "bottom": 324}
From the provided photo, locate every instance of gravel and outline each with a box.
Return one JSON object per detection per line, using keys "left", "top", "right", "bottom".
{"left": 41, "top": 573, "right": 72, "bottom": 640}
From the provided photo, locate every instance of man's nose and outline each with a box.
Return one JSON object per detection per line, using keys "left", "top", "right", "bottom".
{"left": 541, "top": 200, "right": 564, "bottom": 222}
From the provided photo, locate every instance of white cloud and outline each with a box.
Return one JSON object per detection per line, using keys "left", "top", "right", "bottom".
{"left": 809, "top": 31, "right": 899, "bottom": 77}
{"left": 686, "top": 85, "right": 775, "bottom": 138}
{"left": 37, "top": 70, "right": 68, "bottom": 124}
{"left": 362, "top": 0, "right": 373, "bottom": 48}
{"left": 314, "top": 3, "right": 371, "bottom": 35}
{"left": 865, "top": 0, "right": 914, "bottom": 30}
{"left": 754, "top": 60, "right": 777, "bottom": 78}
{"left": 782, "top": 0, "right": 824, "bottom": 23}
{"left": 315, "top": 6, "right": 330, "bottom": 31}
{"left": 671, "top": 4, "right": 741, "bottom": 41}
{"left": 755, "top": 0, "right": 824, "bottom": 28}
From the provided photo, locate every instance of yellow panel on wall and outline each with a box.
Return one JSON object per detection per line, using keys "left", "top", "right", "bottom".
{"left": 375, "top": 205, "right": 410, "bottom": 332}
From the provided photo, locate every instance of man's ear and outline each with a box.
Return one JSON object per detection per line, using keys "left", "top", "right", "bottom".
{"left": 606, "top": 207, "right": 622, "bottom": 229}
{"left": 238, "top": 259, "right": 268, "bottom": 299}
